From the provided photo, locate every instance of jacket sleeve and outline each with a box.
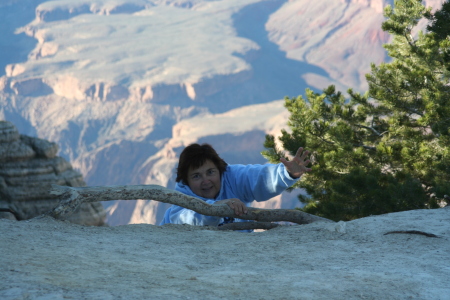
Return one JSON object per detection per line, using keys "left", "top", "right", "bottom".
{"left": 229, "top": 163, "right": 299, "bottom": 202}
{"left": 163, "top": 200, "right": 223, "bottom": 226}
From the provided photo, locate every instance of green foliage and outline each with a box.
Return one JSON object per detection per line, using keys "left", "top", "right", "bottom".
{"left": 263, "top": 0, "right": 450, "bottom": 221}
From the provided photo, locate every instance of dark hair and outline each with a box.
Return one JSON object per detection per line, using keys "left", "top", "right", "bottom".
{"left": 176, "top": 143, "right": 228, "bottom": 184}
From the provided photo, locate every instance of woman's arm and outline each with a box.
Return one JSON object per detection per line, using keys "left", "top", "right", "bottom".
{"left": 229, "top": 147, "right": 311, "bottom": 202}
{"left": 230, "top": 163, "right": 300, "bottom": 202}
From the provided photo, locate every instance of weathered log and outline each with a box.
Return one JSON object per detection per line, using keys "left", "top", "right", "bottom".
{"left": 49, "top": 184, "right": 333, "bottom": 225}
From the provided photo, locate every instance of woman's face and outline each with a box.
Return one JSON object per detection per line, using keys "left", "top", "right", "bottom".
{"left": 187, "top": 159, "right": 221, "bottom": 199}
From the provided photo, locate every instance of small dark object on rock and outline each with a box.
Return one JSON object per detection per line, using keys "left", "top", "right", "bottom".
{"left": 384, "top": 230, "right": 440, "bottom": 238}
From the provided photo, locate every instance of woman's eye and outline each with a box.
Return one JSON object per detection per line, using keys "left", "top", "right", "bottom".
{"left": 192, "top": 174, "right": 200, "bottom": 180}
{"left": 207, "top": 170, "right": 216, "bottom": 175}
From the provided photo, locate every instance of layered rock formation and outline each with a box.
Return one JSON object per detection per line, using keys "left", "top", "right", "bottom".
{"left": 0, "top": 120, "right": 106, "bottom": 225}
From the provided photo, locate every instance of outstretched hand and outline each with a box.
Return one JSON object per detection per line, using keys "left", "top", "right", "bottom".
{"left": 280, "top": 147, "right": 312, "bottom": 179}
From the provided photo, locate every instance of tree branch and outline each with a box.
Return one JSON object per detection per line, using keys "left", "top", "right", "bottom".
{"left": 355, "top": 124, "right": 384, "bottom": 137}
{"left": 49, "top": 184, "right": 333, "bottom": 225}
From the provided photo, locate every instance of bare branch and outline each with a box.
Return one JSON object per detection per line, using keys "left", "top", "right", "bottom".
{"left": 405, "top": 32, "right": 416, "bottom": 49}
{"left": 355, "top": 124, "right": 384, "bottom": 137}
{"left": 49, "top": 184, "right": 333, "bottom": 225}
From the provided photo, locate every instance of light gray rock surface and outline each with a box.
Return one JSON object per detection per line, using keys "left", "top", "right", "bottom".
{"left": 0, "top": 120, "right": 106, "bottom": 225}
{"left": 0, "top": 207, "right": 449, "bottom": 299}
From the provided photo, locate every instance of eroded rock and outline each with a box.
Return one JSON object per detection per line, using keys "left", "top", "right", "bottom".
{"left": 0, "top": 120, "right": 106, "bottom": 225}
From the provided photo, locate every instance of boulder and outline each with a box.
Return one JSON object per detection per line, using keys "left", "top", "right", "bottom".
{"left": 0, "top": 120, "right": 106, "bottom": 225}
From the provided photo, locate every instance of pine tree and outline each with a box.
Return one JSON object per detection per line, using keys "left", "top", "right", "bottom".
{"left": 263, "top": 0, "right": 450, "bottom": 221}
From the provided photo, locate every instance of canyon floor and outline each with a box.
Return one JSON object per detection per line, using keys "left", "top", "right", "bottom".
{"left": 1, "top": 207, "right": 449, "bottom": 300}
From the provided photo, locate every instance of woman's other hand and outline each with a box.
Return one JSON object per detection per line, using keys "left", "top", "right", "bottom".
{"left": 215, "top": 198, "right": 248, "bottom": 216}
{"left": 280, "top": 147, "right": 312, "bottom": 179}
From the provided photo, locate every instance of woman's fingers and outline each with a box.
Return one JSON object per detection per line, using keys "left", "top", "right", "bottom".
{"left": 294, "top": 147, "right": 304, "bottom": 159}
{"left": 227, "top": 199, "right": 247, "bottom": 216}
{"left": 294, "top": 147, "right": 309, "bottom": 164}
{"left": 281, "top": 147, "right": 312, "bottom": 178}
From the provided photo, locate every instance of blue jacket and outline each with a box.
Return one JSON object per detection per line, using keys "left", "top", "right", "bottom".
{"left": 160, "top": 163, "right": 299, "bottom": 226}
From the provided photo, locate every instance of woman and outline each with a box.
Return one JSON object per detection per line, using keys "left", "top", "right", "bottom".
{"left": 160, "top": 143, "right": 311, "bottom": 227}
